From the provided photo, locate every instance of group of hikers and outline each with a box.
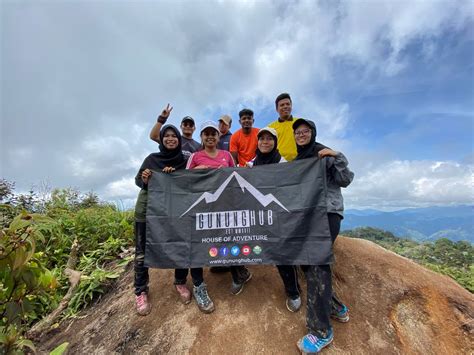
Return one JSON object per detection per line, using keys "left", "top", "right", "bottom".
{"left": 134, "top": 93, "right": 354, "bottom": 354}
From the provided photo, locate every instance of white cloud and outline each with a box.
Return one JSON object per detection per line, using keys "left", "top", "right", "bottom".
{"left": 345, "top": 160, "right": 473, "bottom": 209}
{"left": 298, "top": 100, "right": 350, "bottom": 139}
{"left": 102, "top": 176, "right": 138, "bottom": 200}
{"left": 331, "top": 0, "right": 472, "bottom": 76}
{"left": 2, "top": 0, "right": 472, "bottom": 210}
{"left": 68, "top": 136, "right": 136, "bottom": 179}
{"left": 6, "top": 147, "right": 33, "bottom": 168}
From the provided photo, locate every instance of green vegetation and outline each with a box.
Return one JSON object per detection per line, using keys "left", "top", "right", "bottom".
{"left": 342, "top": 227, "right": 473, "bottom": 292}
{"left": 1, "top": 177, "right": 471, "bottom": 353}
{"left": 0, "top": 179, "right": 134, "bottom": 354}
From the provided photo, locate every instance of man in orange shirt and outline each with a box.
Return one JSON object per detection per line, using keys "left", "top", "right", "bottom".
{"left": 229, "top": 109, "right": 259, "bottom": 167}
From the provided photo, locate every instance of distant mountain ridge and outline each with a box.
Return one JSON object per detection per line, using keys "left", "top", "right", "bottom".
{"left": 342, "top": 205, "right": 473, "bottom": 243}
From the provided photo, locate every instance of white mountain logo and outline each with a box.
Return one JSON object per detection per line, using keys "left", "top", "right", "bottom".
{"left": 180, "top": 171, "right": 290, "bottom": 217}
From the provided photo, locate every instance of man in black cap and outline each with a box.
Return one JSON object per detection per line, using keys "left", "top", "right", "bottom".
{"left": 150, "top": 103, "right": 201, "bottom": 158}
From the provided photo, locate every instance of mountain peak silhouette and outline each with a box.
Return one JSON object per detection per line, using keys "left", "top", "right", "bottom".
{"left": 180, "top": 171, "right": 289, "bottom": 217}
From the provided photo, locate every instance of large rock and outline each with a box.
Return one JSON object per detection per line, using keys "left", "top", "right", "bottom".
{"left": 38, "top": 237, "right": 473, "bottom": 354}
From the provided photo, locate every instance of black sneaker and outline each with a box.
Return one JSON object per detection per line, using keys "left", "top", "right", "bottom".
{"left": 230, "top": 269, "right": 252, "bottom": 295}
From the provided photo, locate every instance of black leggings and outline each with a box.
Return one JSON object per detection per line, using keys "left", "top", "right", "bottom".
{"left": 135, "top": 222, "right": 249, "bottom": 291}
{"left": 306, "top": 213, "right": 343, "bottom": 336}
{"left": 277, "top": 213, "right": 342, "bottom": 299}
{"left": 134, "top": 221, "right": 149, "bottom": 295}
{"left": 174, "top": 266, "right": 248, "bottom": 286}
{"left": 174, "top": 268, "right": 204, "bottom": 286}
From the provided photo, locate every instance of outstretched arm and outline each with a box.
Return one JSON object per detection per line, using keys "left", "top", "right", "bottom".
{"left": 149, "top": 103, "right": 173, "bottom": 143}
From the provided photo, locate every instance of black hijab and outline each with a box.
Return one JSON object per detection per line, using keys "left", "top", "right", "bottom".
{"left": 253, "top": 132, "right": 282, "bottom": 166}
{"left": 153, "top": 125, "right": 187, "bottom": 169}
{"left": 294, "top": 119, "right": 327, "bottom": 160}
{"left": 135, "top": 125, "right": 187, "bottom": 188}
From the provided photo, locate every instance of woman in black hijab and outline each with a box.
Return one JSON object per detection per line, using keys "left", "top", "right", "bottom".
{"left": 250, "top": 127, "right": 285, "bottom": 166}
{"left": 133, "top": 125, "right": 189, "bottom": 315}
{"left": 248, "top": 128, "right": 305, "bottom": 313}
{"left": 292, "top": 118, "right": 354, "bottom": 353}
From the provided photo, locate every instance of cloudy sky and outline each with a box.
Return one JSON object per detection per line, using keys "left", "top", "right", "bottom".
{"left": 2, "top": 0, "right": 473, "bottom": 210}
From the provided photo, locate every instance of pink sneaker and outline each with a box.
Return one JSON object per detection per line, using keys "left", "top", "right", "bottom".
{"left": 175, "top": 284, "right": 192, "bottom": 304}
{"left": 135, "top": 292, "right": 151, "bottom": 315}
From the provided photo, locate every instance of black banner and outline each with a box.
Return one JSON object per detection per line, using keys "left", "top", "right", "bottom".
{"left": 145, "top": 158, "right": 332, "bottom": 268}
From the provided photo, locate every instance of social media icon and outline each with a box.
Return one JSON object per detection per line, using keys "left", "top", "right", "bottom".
{"left": 231, "top": 245, "right": 240, "bottom": 256}
{"left": 253, "top": 245, "right": 262, "bottom": 255}
{"left": 220, "top": 246, "right": 229, "bottom": 257}
{"left": 209, "top": 247, "right": 218, "bottom": 257}
{"left": 242, "top": 245, "right": 251, "bottom": 256}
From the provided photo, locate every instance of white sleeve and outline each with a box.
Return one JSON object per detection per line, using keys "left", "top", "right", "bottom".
{"left": 246, "top": 156, "right": 256, "bottom": 168}
{"left": 186, "top": 153, "right": 196, "bottom": 169}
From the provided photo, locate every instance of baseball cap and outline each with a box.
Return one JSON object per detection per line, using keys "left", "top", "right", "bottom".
{"left": 181, "top": 116, "right": 195, "bottom": 125}
{"left": 218, "top": 114, "right": 232, "bottom": 126}
{"left": 292, "top": 118, "right": 311, "bottom": 131}
{"left": 257, "top": 127, "right": 278, "bottom": 139}
{"left": 200, "top": 120, "right": 220, "bottom": 135}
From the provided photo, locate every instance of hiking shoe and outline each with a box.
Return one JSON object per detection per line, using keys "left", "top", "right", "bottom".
{"left": 175, "top": 284, "right": 192, "bottom": 304}
{"left": 193, "top": 283, "right": 215, "bottom": 313}
{"left": 135, "top": 292, "right": 151, "bottom": 316}
{"left": 230, "top": 269, "right": 252, "bottom": 295}
{"left": 286, "top": 296, "right": 302, "bottom": 312}
{"left": 297, "top": 329, "right": 333, "bottom": 354}
{"left": 331, "top": 303, "right": 349, "bottom": 322}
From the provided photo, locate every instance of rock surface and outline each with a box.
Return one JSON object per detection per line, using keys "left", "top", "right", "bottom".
{"left": 38, "top": 237, "right": 473, "bottom": 354}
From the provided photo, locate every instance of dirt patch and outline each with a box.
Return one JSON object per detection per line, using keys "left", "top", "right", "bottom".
{"left": 390, "top": 293, "right": 434, "bottom": 354}
{"left": 36, "top": 237, "right": 474, "bottom": 354}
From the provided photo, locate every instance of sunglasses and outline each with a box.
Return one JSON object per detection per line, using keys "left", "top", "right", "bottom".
{"left": 182, "top": 122, "right": 194, "bottom": 128}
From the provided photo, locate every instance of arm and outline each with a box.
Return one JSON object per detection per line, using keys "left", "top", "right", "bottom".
{"left": 135, "top": 156, "right": 151, "bottom": 189}
{"left": 135, "top": 170, "right": 145, "bottom": 189}
{"left": 229, "top": 133, "right": 239, "bottom": 165}
{"left": 149, "top": 104, "right": 173, "bottom": 143}
{"left": 149, "top": 121, "right": 164, "bottom": 143}
{"left": 231, "top": 152, "right": 238, "bottom": 165}
{"left": 227, "top": 151, "right": 236, "bottom": 167}
{"left": 186, "top": 153, "right": 196, "bottom": 170}
{"left": 320, "top": 149, "right": 354, "bottom": 188}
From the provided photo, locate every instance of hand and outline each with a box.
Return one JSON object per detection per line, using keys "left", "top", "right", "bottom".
{"left": 318, "top": 148, "right": 338, "bottom": 158}
{"left": 141, "top": 169, "right": 152, "bottom": 184}
{"left": 160, "top": 103, "right": 173, "bottom": 118}
{"left": 162, "top": 166, "right": 176, "bottom": 173}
